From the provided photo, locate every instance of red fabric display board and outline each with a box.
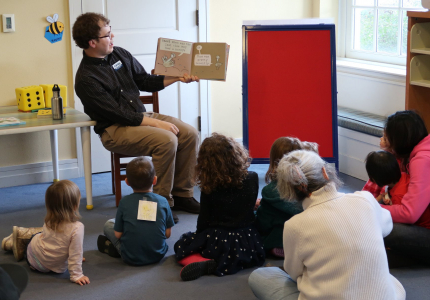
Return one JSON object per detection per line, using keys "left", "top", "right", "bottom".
{"left": 242, "top": 24, "right": 338, "bottom": 166}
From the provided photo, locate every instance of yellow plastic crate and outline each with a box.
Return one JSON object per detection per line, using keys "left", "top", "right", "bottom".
{"left": 40, "top": 84, "right": 67, "bottom": 108}
{"left": 15, "top": 86, "right": 45, "bottom": 111}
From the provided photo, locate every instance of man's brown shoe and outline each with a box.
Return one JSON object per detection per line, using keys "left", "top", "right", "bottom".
{"left": 172, "top": 196, "right": 200, "bottom": 214}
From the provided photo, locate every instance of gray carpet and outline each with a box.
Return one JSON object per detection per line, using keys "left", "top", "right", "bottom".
{"left": 1, "top": 165, "right": 429, "bottom": 300}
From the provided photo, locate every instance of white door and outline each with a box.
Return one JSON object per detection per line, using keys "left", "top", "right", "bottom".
{"left": 69, "top": 0, "right": 208, "bottom": 173}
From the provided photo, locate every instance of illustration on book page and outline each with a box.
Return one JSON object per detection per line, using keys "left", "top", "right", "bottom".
{"left": 156, "top": 38, "right": 193, "bottom": 76}
{"left": 191, "top": 43, "right": 226, "bottom": 80}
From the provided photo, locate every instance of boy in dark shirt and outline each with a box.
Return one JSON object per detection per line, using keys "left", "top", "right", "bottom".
{"left": 97, "top": 157, "right": 175, "bottom": 265}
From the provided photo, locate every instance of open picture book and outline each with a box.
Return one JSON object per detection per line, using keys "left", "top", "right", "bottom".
{"left": 154, "top": 38, "right": 229, "bottom": 80}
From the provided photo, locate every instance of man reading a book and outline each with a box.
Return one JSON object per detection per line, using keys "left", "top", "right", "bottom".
{"left": 72, "top": 13, "right": 200, "bottom": 223}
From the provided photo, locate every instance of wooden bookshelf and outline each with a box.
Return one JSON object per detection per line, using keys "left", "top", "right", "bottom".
{"left": 406, "top": 10, "right": 430, "bottom": 130}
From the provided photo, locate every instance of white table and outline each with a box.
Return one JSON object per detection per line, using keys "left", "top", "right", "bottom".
{"left": 0, "top": 106, "right": 96, "bottom": 209}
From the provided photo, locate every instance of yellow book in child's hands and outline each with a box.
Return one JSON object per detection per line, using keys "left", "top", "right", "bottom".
{"left": 154, "top": 38, "right": 229, "bottom": 81}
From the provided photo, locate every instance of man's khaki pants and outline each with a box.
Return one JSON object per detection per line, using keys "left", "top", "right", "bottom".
{"left": 101, "top": 112, "right": 199, "bottom": 207}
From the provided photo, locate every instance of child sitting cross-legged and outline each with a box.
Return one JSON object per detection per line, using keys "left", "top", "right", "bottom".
{"left": 97, "top": 156, "right": 175, "bottom": 265}
{"left": 365, "top": 150, "right": 409, "bottom": 206}
{"left": 174, "top": 133, "right": 265, "bottom": 281}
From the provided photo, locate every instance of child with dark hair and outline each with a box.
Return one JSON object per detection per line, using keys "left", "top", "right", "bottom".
{"left": 255, "top": 137, "right": 318, "bottom": 258}
{"left": 97, "top": 157, "right": 175, "bottom": 266}
{"left": 362, "top": 130, "right": 395, "bottom": 198}
{"left": 365, "top": 151, "right": 410, "bottom": 206}
{"left": 174, "top": 133, "right": 265, "bottom": 281}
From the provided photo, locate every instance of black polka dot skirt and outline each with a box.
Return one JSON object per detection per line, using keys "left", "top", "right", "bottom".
{"left": 174, "top": 226, "right": 265, "bottom": 276}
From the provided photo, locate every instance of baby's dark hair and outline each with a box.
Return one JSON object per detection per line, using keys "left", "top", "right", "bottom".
{"left": 126, "top": 157, "right": 155, "bottom": 191}
{"left": 365, "top": 151, "right": 401, "bottom": 187}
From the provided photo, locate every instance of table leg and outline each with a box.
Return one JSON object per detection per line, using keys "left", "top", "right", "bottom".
{"left": 49, "top": 130, "right": 59, "bottom": 182}
{"left": 80, "top": 126, "right": 93, "bottom": 210}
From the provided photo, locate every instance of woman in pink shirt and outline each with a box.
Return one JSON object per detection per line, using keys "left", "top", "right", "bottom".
{"left": 382, "top": 110, "right": 430, "bottom": 265}
{"left": 1, "top": 180, "right": 90, "bottom": 285}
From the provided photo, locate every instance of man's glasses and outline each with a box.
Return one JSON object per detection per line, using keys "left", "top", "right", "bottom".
{"left": 97, "top": 26, "right": 111, "bottom": 39}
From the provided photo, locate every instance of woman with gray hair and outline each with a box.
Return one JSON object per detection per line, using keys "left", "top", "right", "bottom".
{"left": 248, "top": 150, "right": 405, "bottom": 300}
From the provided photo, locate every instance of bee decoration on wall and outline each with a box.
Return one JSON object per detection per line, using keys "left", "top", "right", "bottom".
{"left": 46, "top": 14, "right": 64, "bottom": 35}
{"left": 45, "top": 13, "right": 64, "bottom": 44}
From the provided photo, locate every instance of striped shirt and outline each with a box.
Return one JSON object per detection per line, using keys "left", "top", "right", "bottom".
{"left": 75, "top": 46, "right": 165, "bottom": 135}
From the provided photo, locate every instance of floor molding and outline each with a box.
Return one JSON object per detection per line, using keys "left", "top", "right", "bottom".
{"left": 0, "top": 159, "right": 80, "bottom": 188}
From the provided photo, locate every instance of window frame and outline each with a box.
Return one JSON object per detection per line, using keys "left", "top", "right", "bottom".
{"left": 341, "top": 0, "right": 424, "bottom": 66}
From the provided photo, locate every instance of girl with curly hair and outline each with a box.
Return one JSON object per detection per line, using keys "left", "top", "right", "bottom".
{"left": 174, "top": 133, "right": 265, "bottom": 281}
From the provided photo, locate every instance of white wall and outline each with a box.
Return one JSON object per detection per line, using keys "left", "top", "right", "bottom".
{"left": 208, "top": 0, "right": 405, "bottom": 140}
{"left": 0, "top": 0, "right": 76, "bottom": 168}
{"left": 335, "top": 0, "right": 406, "bottom": 117}
{"left": 1, "top": 0, "right": 405, "bottom": 185}
{"left": 209, "top": 0, "right": 314, "bottom": 138}
{"left": 337, "top": 72, "right": 406, "bottom": 116}
{"left": 336, "top": 67, "right": 406, "bottom": 181}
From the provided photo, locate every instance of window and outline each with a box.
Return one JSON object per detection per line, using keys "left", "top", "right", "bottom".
{"left": 344, "top": 0, "right": 424, "bottom": 65}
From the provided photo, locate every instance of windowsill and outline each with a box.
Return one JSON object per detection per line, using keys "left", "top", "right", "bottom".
{"left": 336, "top": 58, "right": 406, "bottom": 84}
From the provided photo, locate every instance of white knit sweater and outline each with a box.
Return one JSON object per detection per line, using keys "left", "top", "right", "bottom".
{"left": 283, "top": 183, "right": 406, "bottom": 300}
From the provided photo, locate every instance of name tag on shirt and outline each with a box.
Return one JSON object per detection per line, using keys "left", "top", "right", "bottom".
{"left": 137, "top": 198, "right": 157, "bottom": 221}
{"left": 112, "top": 60, "right": 123, "bottom": 71}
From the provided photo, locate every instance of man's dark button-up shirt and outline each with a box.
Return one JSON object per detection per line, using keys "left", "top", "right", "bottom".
{"left": 75, "top": 46, "right": 165, "bottom": 135}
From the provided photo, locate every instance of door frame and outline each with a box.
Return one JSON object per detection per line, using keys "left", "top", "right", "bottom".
{"left": 68, "top": 0, "right": 210, "bottom": 176}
